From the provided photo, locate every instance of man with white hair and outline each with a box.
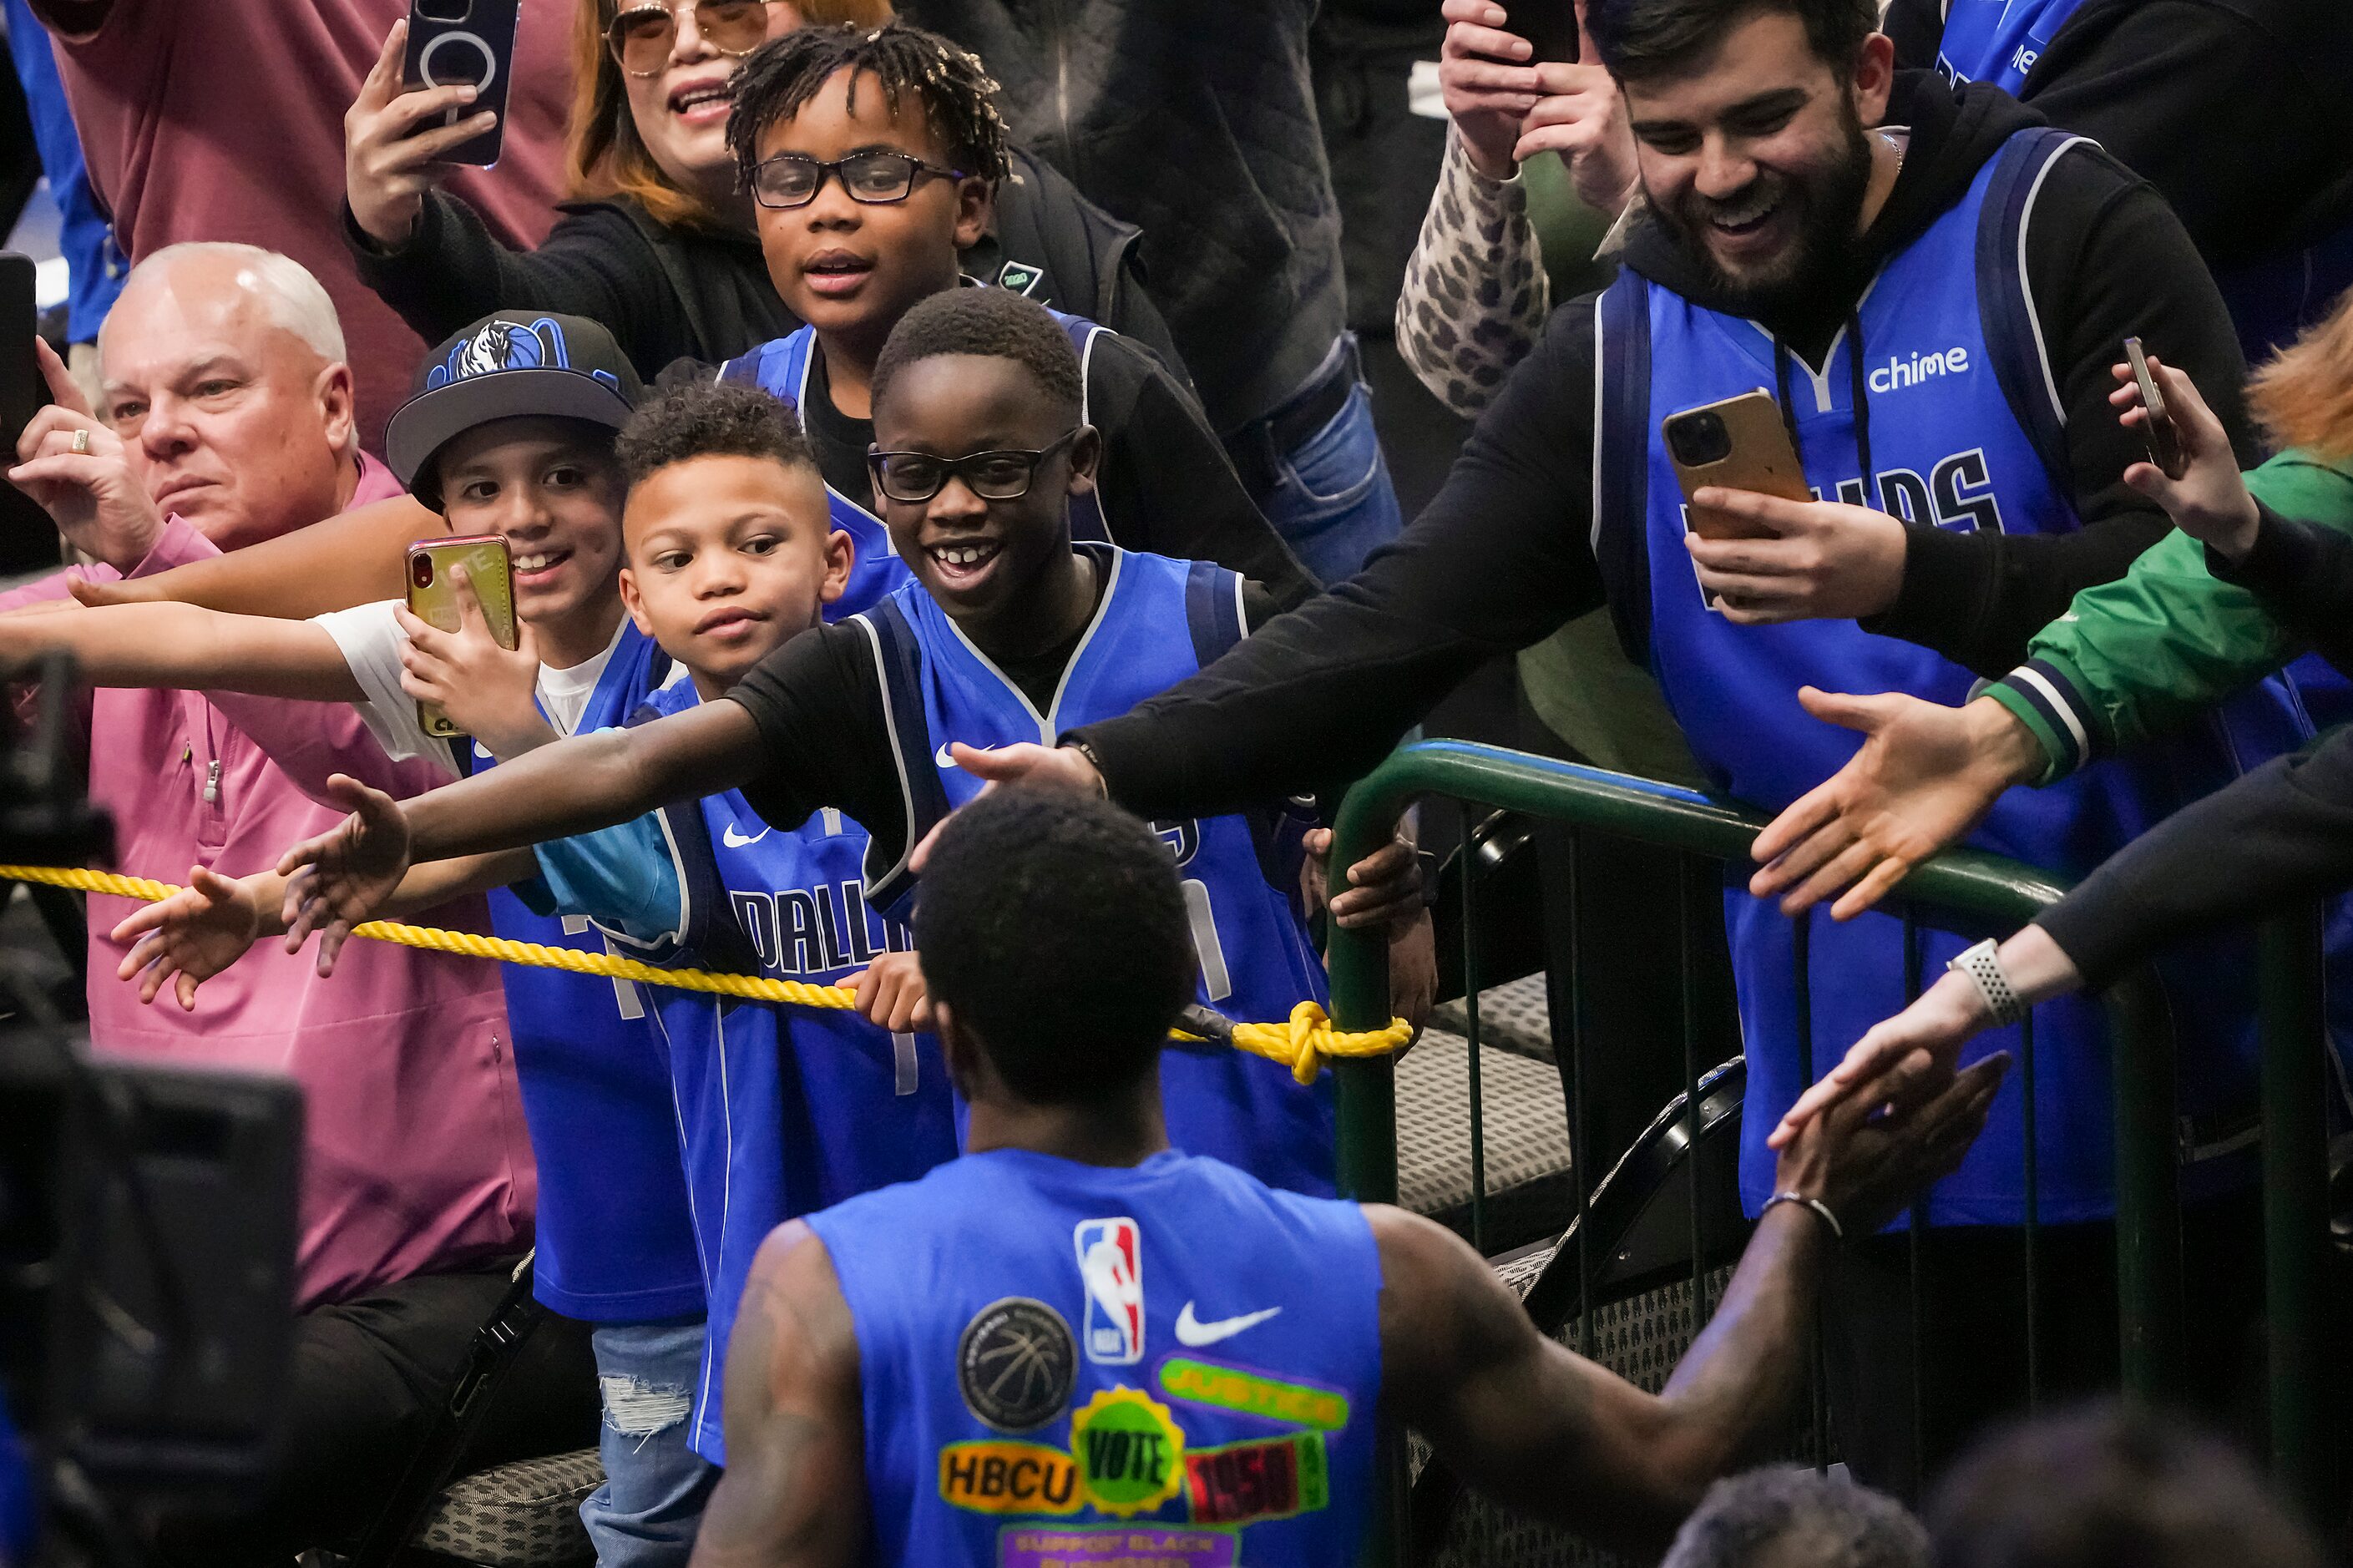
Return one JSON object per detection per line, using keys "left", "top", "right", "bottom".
{"left": 0, "top": 244, "right": 591, "bottom": 1564}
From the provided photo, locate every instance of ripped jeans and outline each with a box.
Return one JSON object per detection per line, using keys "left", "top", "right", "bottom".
{"left": 587, "top": 1318, "right": 720, "bottom": 1567}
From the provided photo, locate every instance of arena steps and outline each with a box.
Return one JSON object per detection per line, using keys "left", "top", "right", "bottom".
{"left": 1428, "top": 972, "right": 1556, "bottom": 1065}
{"left": 1395, "top": 1023, "right": 1576, "bottom": 1252}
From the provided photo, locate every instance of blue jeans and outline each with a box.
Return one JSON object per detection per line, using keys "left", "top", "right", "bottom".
{"left": 585, "top": 1318, "right": 719, "bottom": 1568}
{"left": 1252, "top": 334, "right": 1405, "bottom": 584}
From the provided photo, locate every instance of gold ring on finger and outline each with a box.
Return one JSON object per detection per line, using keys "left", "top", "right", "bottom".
{"left": 69, "top": 427, "right": 90, "bottom": 455}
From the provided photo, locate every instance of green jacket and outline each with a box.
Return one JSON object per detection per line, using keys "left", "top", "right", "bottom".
{"left": 1985, "top": 450, "right": 2353, "bottom": 781}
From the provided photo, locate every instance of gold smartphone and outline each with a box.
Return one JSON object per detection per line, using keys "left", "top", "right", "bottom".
{"left": 404, "top": 534, "right": 518, "bottom": 738}
{"left": 1662, "top": 390, "right": 1813, "bottom": 541}
{"left": 2123, "top": 336, "right": 2185, "bottom": 479}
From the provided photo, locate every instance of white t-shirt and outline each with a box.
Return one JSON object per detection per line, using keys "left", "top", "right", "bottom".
{"left": 313, "top": 600, "right": 625, "bottom": 774}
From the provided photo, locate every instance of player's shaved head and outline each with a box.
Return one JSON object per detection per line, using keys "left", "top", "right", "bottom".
{"left": 916, "top": 787, "right": 1194, "bottom": 1105}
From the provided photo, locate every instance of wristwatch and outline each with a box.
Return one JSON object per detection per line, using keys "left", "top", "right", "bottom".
{"left": 1948, "top": 937, "right": 2028, "bottom": 1028}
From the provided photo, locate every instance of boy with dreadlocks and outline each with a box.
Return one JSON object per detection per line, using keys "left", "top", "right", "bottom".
{"left": 708, "top": 22, "right": 1318, "bottom": 611}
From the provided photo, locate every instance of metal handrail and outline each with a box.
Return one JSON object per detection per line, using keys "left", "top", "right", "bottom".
{"left": 1326, "top": 740, "right": 2330, "bottom": 1549}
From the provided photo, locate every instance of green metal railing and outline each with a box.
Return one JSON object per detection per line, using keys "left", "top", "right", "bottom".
{"left": 1324, "top": 741, "right": 2332, "bottom": 1551}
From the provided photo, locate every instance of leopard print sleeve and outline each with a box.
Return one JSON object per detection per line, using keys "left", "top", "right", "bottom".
{"left": 1395, "top": 126, "right": 1552, "bottom": 420}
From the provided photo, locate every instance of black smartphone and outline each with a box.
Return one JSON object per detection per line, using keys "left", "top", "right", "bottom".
{"left": 2123, "top": 336, "right": 2185, "bottom": 480}
{"left": 402, "top": 0, "right": 521, "bottom": 168}
{"left": 0, "top": 254, "right": 40, "bottom": 458}
{"left": 1508, "top": 0, "right": 1581, "bottom": 64}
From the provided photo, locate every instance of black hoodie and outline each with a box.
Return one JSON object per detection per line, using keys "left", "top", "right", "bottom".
{"left": 1073, "top": 73, "right": 2259, "bottom": 821}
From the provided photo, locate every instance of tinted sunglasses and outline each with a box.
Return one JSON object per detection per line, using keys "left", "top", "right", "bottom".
{"left": 607, "top": 0, "right": 779, "bottom": 77}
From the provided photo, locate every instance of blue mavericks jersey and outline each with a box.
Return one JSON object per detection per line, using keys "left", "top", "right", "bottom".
{"left": 718, "top": 306, "right": 1112, "bottom": 560}
{"left": 809, "top": 1148, "right": 1382, "bottom": 1568}
{"left": 463, "top": 621, "right": 703, "bottom": 1320}
{"left": 621, "top": 669, "right": 961, "bottom": 1462}
{"left": 1599, "top": 128, "right": 2303, "bottom": 1224}
{"left": 1933, "top": 2, "right": 2353, "bottom": 360}
{"left": 857, "top": 546, "right": 1336, "bottom": 1196}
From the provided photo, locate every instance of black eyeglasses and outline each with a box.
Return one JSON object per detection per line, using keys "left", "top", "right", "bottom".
{"left": 867, "top": 430, "right": 1082, "bottom": 503}
{"left": 751, "top": 150, "right": 968, "bottom": 210}
{"left": 606, "top": 0, "right": 778, "bottom": 78}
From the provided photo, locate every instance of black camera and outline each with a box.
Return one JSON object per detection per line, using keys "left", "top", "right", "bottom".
{"left": 1663, "top": 408, "right": 1733, "bottom": 468}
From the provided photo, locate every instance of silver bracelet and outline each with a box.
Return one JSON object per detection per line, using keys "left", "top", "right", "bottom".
{"left": 1948, "top": 937, "right": 2028, "bottom": 1028}
{"left": 1762, "top": 1191, "right": 1844, "bottom": 1241}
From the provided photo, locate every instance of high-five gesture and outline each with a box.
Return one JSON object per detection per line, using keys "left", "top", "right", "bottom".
{"left": 110, "top": 866, "right": 284, "bottom": 1011}
{"left": 276, "top": 775, "right": 417, "bottom": 974}
{"left": 1748, "top": 689, "right": 2041, "bottom": 918}
{"left": 345, "top": 20, "right": 499, "bottom": 247}
{"left": 9, "top": 338, "right": 164, "bottom": 571}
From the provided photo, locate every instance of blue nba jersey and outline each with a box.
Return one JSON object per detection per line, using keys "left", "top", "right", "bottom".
{"left": 854, "top": 546, "right": 1336, "bottom": 1196}
{"left": 608, "top": 668, "right": 961, "bottom": 1461}
{"left": 1596, "top": 128, "right": 2300, "bottom": 1224}
{"left": 1932, "top": 7, "right": 2353, "bottom": 360}
{"left": 461, "top": 621, "right": 704, "bottom": 1320}
{"left": 809, "top": 1147, "right": 1382, "bottom": 1568}
{"left": 717, "top": 302, "right": 1113, "bottom": 558}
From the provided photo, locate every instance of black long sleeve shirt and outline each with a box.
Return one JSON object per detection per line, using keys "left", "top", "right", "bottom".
{"left": 1075, "top": 75, "right": 2256, "bottom": 822}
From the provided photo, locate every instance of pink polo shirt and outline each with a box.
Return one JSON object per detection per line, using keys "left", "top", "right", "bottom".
{"left": 28, "top": 0, "right": 570, "bottom": 455}
{"left": 0, "top": 453, "right": 534, "bottom": 1309}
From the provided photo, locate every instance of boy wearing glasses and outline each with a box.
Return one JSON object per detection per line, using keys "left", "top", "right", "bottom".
{"left": 711, "top": 22, "right": 1318, "bottom": 611}
{"left": 275, "top": 289, "right": 1436, "bottom": 1200}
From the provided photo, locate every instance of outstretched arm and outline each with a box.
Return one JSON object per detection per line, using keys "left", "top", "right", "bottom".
{"left": 691, "top": 1222, "right": 865, "bottom": 1568}
{"left": 1381, "top": 1048, "right": 2003, "bottom": 1553}
{"left": 62, "top": 493, "right": 445, "bottom": 617}
{"left": 276, "top": 703, "right": 770, "bottom": 958}
{"left": 0, "top": 596, "right": 365, "bottom": 701}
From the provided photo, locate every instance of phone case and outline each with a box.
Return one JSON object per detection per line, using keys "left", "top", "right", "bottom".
{"left": 402, "top": 0, "right": 520, "bottom": 168}
{"left": 405, "top": 535, "right": 518, "bottom": 738}
{"left": 1663, "top": 390, "right": 1814, "bottom": 543}
{"left": 1512, "top": 0, "right": 1581, "bottom": 64}
{"left": 2123, "top": 337, "right": 2184, "bottom": 480}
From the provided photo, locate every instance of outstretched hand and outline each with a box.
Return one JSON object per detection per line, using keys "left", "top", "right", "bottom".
{"left": 109, "top": 865, "right": 278, "bottom": 1011}
{"left": 1773, "top": 1040, "right": 2010, "bottom": 1237}
{"left": 907, "top": 742, "right": 1105, "bottom": 871}
{"left": 1769, "top": 925, "right": 2081, "bottom": 1152}
{"left": 2109, "top": 352, "right": 2258, "bottom": 559}
{"left": 276, "top": 774, "right": 416, "bottom": 975}
{"left": 1749, "top": 690, "right": 2036, "bottom": 919}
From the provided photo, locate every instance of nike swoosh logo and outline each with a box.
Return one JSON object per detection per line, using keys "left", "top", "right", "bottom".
{"left": 934, "top": 742, "right": 1001, "bottom": 770}
{"left": 1173, "top": 1302, "right": 1281, "bottom": 1347}
{"left": 721, "top": 823, "right": 769, "bottom": 848}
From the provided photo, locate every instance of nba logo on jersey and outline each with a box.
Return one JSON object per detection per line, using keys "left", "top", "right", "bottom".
{"left": 1073, "top": 1217, "right": 1143, "bottom": 1365}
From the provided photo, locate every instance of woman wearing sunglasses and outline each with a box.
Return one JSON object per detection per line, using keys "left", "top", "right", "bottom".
{"left": 342, "top": 0, "right": 1178, "bottom": 383}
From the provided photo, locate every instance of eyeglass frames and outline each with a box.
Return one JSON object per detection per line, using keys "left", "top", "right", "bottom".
{"left": 866, "top": 430, "right": 1084, "bottom": 503}
{"left": 749, "top": 149, "right": 969, "bottom": 210}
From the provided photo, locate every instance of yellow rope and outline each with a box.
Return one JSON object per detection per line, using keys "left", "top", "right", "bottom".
{"left": 0, "top": 864, "right": 1413, "bottom": 1078}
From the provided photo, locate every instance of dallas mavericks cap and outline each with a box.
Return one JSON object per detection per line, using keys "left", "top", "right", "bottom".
{"left": 387, "top": 312, "right": 645, "bottom": 510}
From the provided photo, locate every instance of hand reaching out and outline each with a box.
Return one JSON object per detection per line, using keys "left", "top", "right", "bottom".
{"left": 844, "top": 949, "right": 932, "bottom": 1033}
{"left": 395, "top": 564, "right": 549, "bottom": 757}
{"left": 2108, "top": 351, "right": 2258, "bottom": 559}
{"left": 276, "top": 774, "right": 417, "bottom": 975}
{"left": 109, "top": 865, "right": 283, "bottom": 1010}
{"left": 1749, "top": 690, "right": 2041, "bottom": 919}
{"left": 907, "top": 742, "right": 1105, "bottom": 871}
{"left": 1771, "top": 1039, "right": 2010, "bottom": 1237}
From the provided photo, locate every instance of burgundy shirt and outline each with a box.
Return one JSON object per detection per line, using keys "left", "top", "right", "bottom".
{"left": 31, "top": 0, "right": 572, "bottom": 453}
